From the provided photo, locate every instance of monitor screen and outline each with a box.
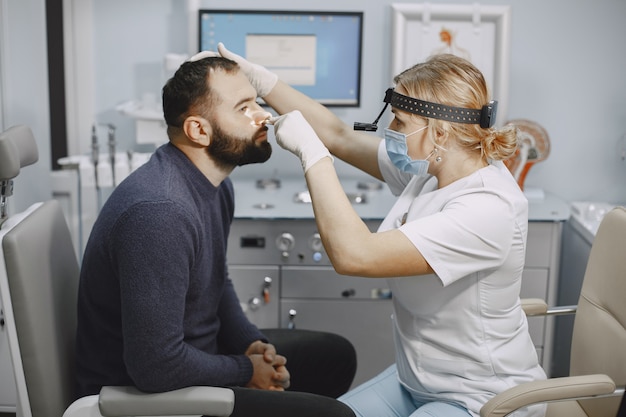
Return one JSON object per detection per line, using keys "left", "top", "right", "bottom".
{"left": 199, "top": 10, "right": 363, "bottom": 107}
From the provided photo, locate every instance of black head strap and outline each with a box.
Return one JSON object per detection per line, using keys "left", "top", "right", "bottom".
{"left": 386, "top": 88, "right": 498, "bottom": 128}
{"left": 353, "top": 88, "right": 498, "bottom": 131}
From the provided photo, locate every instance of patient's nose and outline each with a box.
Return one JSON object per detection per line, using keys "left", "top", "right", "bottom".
{"left": 246, "top": 109, "right": 273, "bottom": 126}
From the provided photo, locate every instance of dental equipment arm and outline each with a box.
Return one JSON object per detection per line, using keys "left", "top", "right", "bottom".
{"left": 108, "top": 124, "right": 116, "bottom": 186}
{"left": 91, "top": 125, "right": 99, "bottom": 190}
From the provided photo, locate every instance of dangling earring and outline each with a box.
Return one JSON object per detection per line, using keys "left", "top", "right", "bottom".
{"left": 434, "top": 148, "right": 442, "bottom": 162}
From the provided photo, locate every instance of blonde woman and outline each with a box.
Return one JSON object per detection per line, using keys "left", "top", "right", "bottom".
{"left": 217, "top": 44, "right": 546, "bottom": 417}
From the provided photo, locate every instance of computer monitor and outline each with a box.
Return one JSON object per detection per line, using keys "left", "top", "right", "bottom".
{"left": 199, "top": 10, "right": 363, "bottom": 107}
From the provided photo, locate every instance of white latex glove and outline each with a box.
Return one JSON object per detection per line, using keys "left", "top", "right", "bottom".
{"left": 271, "top": 111, "right": 333, "bottom": 173}
{"left": 188, "top": 50, "right": 220, "bottom": 62}
{"left": 217, "top": 42, "right": 278, "bottom": 97}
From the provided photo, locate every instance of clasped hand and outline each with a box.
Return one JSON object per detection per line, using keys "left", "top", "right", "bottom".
{"left": 245, "top": 340, "right": 290, "bottom": 391}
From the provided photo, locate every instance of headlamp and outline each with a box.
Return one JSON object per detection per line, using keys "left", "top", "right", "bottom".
{"left": 354, "top": 88, "right": 498, "bottom": 131}
{"left": 353, "top": 89, "right": 393, "bottom": 132}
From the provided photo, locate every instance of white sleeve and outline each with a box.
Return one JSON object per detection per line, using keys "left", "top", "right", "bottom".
{"left": 399, "top": 191, "right": 518, "bottom": 286}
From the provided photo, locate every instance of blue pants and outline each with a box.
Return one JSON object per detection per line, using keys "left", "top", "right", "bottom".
{"left": 339, "top": 365, "right": 472, "bottom": 417}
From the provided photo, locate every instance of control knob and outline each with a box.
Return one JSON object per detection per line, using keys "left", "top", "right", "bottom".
{"left": 309, "top": 233, "right": 324, "bottom": 262}
{"left": 276, "top": 232, "right": 295, "bottom": 258}
{"left": 308, "top": 233, "right": 323, "bottom": 252}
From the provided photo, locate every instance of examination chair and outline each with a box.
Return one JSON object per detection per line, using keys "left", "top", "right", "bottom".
{"left": 481, "top": 206, "right": 626, "bottom": 417}
{"left": 0, "top": 125, "right": 232, "bottom": 417}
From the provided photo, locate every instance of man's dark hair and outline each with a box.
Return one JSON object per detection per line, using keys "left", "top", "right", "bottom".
{"left": 162, "top": 57, "right": 238, "bottom": 128}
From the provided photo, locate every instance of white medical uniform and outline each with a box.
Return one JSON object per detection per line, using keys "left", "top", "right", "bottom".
{"left": 376, "top": 141, "right": 546, "bottom": 417}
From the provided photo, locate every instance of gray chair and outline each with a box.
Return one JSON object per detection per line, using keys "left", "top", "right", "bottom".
{"left": 482, "top": 206, "right": 626, "bottom": 417}
{"left": 0, "top": 125, "right": 234, "bottom": 417}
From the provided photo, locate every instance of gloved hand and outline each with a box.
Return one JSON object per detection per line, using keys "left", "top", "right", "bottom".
{"left": 217, "top": 42, "right": 278, "bottom": 97}
{"left": 188, "top": 50, "right": 220, "bottom": 62}
{"left": 271, "top": 111, "right": 333, "bottom": 172}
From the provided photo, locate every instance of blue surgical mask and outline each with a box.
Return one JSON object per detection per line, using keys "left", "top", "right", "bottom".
{"left": 384, "top": 126, "right": 430, "bottom": 176}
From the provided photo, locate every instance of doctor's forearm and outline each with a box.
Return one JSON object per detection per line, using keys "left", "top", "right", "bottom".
{"left": 305, "top": 159, "right": 376, "bottom": 276}
{"left": 265, "top": 81, "right": 348, "bottom": 149}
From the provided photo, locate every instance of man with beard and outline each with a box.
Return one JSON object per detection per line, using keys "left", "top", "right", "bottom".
{"left": 75, "top": 57, "right": 356, "bottom": 417}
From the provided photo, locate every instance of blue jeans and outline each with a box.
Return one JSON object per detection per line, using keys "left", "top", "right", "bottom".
{"left": 339, "top": 365, "right": 472, "bottom": 417}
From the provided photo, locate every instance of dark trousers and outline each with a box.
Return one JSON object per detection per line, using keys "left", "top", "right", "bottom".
{"left": 224, "top": 329, "right": 357, "bottom": 417}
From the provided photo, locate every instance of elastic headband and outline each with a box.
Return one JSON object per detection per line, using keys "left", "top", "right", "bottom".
{"left": 353, "top": 88, "right": 498, "bottom": 132}
{"left": 386, "top": 88, "right": 498, "bottom": 128}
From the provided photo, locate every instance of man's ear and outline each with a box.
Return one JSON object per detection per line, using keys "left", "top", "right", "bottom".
{"left": 182, "top": 116, "right": 212, "bottom": 146}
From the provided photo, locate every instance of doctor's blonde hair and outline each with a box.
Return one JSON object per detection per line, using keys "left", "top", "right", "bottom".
{"left": 393, "top": 54, "right": 517, "bottom": 161}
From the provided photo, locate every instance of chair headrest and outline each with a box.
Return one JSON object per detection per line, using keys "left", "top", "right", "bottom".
{"left": 0, "top": 125, "right": 39, "bottom": 181}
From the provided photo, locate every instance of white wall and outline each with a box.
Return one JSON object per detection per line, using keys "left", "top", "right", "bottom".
{"left": 0, "top": 0, "right": 52, "bottom": 214}
{"left": 505, "top": 0, "right": 626, "bottom": 203}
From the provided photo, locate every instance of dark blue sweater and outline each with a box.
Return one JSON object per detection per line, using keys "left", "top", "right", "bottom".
{"left": 75, "top": 143, "right": 266, "bottom": 397}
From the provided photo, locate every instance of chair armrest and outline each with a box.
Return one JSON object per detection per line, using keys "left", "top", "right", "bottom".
{"left": 520, "top": 298, "right": 577, "bottom": 317}
{"left": 520, "top": 298, "right": 548, "bottom": 316}
{"left": 63, "top": 395, "right": 104, "bottom": 417}
{"left": 98, "top": 386, "right": 235, "bottom": 417}
{"left": 480, "top": 374, "right": 617, "bottom": 417}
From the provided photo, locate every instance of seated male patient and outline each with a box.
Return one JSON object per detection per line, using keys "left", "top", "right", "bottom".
{"left": 75, "top": 56, "right": 355, "bottom": 417}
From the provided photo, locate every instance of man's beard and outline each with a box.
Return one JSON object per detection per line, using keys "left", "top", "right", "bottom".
{"left": 207, "top": 123, "right": 272, "bottom": 168}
